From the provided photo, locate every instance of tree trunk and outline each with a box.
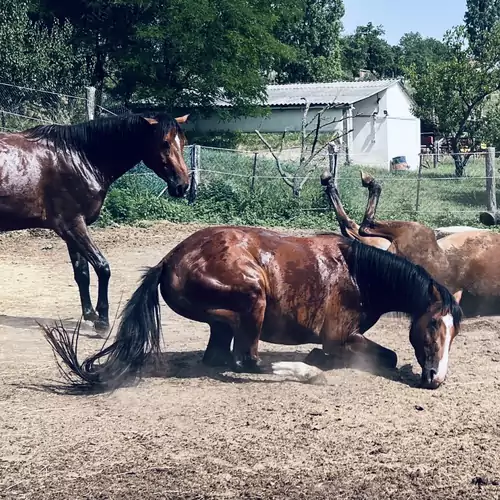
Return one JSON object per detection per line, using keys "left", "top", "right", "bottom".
{"left": 450, "top": 139, "right": 471, "bottom": 177}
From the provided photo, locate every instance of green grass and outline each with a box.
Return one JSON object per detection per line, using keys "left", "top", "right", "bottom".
{"left": 98, "top": 148, "right": 498, "bottom": 231}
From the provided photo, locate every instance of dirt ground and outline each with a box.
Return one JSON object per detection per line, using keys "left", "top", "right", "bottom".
{"left": 1, "top": 222, "right": 500, "bottom": 500}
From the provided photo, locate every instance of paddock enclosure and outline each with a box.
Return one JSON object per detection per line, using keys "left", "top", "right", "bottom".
{"left": 1, "top": 222, "right": 499, "bottom": 500}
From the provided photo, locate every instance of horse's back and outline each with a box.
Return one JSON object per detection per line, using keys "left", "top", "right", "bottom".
{"left": 161, "top": 225, "right": 353, "bottom": 342}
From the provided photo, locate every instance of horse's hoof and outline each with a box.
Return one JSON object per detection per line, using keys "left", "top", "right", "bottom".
{"left": 360, "top": 171, "right": 375, "bottom": 186}
{"left": 382, "top": 350, "right": 398, "bottom": 369}
{"left": 83, "top": 310, "right": 99, "bottom": 322}
{"left": 232, "top": 355, "right": 262, "bottom": 374}
{"left": 202, "top": 348, "right": 233, "bottom": 367}
{"left": 320, "top": 171, "right": 332, "bottom": 185}
{"left": 93, "top": 320, "right": 110, "bottom": 335}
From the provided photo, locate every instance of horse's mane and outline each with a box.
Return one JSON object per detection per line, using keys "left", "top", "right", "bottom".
{"left": 346, "top": 240, "right": 462, "bottom": 327}
{"left": 23, "top": 113, "right": 180, "bottom": 166}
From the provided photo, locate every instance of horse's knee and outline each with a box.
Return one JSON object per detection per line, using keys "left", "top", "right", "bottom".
{"left": 96, "top": 260, "right": 111, "bottom": 282}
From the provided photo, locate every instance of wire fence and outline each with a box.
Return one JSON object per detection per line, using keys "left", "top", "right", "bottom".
{"left": 0, "top": 81, "right": 498, "bottom": 228}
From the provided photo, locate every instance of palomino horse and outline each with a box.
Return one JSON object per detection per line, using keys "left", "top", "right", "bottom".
{"left": 323, "top": 171, "right": 500, "bottom": 317}
{"left": 0, "top": 113, "right": 190, "bottom": 332}
{"left": 42, "top": 226, "right": 463, "bottom": 390}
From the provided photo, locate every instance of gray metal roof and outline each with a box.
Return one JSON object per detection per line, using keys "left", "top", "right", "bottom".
{"left": 216, "top": 79, "right": 401, "bottom": 107}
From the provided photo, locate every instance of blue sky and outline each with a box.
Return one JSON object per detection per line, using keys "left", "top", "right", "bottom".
{"left": 342, "top": 0, "right": 467, "bottom": 45}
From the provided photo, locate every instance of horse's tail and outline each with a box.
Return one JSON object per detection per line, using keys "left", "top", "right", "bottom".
{"left": 42, "top": 263, "right": 165, "bottom": 390}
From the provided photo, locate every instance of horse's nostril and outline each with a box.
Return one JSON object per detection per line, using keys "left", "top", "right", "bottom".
{"left": 176, "top": 184, "right": 186, "bottom": 197}
{"left": 429, "top": 368, "right": 438, "bottom": 381}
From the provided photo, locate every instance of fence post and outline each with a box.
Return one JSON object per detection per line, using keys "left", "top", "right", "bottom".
{"left": 415, "top": 154, "right": 423, "bottom": 213}
{"left": 328, "top": 142, "right": 339, "bottom": 187}
{"left": 479, "top": 147, "right": 498, "bottom": 225}
{"left": 250, "top": 152, "right": 258, "bottom": 192}
{"left": 86, "top": 86, "right": 96, "bottom": 120}
{"left": 188, "top": 145, "right": 200, "bottom": 205}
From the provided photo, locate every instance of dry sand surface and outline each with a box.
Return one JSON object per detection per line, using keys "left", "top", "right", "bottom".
{"left": 0, "top": 222, "right": 499, "bottom": 500}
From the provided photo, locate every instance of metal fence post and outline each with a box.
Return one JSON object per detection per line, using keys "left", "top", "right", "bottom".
{"left": 328, "top": 142, "right": 339, "bottom": 187}
{"left": 250, "top": 152, "right": 258, "bottom": 192}
{"left": 188, "top": 145, "right": 200, "bottom": 205}
{"left": 86, "top": 86, "right": 96, "bottom": 120}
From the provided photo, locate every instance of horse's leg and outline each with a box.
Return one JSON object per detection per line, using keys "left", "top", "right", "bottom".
{"left": 66, "top": 242, "right": 98, "bottom": 322}
{"left": 360, "top": 171, "right": 382, "bottom": 224}
{"left": 323, "top": 179, "right": 362, "bottom": 240}
{"left": 202, "top": 322, "right": 234, "bottom": 367}
{"left": 59, "top": 218, "right": 110, "bottom": 333}
{"left": 343, "top": 333, "right": 398, "bottom": 369}
{"left": 232, "top": 291, "right": 266, "bottom": 373}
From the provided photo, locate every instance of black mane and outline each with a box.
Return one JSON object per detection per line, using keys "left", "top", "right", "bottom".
{"left": 346, "top": 240, "right": 462, "bottom": 326}
{"left": 24, "top": 112, "right": 180, "bottom": 168}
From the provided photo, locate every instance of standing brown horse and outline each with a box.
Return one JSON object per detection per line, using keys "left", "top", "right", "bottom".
{"left": 0, "top": 113, "right": 190, "bottom": 332}
{"left": 43, "top": 226, "right": 463, "bottom": 391}
{"left": 323, "top": 171, "right": 500, "bottom": 317}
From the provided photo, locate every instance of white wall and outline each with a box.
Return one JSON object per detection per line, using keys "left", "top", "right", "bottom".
{"left": 387, "top": 117, "right": 421, "bottom": 170}
{"left": 190, "top": 107, "right": 345, "bottom": 134}
{"left": 385, "top": 84, "right": 421, "bottom": 170}
{"left": 349, "top": 83, "right": 421, "bottom": 170}
{"left": 350, "top": 93, "right": 389, "bottom": 168}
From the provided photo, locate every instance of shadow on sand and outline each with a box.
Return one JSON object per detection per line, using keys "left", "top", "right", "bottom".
{"left": 0, "top": 314, "right": 105, "bottom": 340}
{"left": 13, "top": 347, "right": 423, "bottom": 396}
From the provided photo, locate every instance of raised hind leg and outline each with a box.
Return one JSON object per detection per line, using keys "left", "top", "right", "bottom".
{"left": 58, "top": 217, "right": 110, "bottom": 333}
{"left": 321, "top": 171, "right": 390, "bottom": 250}
{"left": 202, "top": 322, "right": 234, "bottom": 367}
{"left": 66, "top": 241, "right": 98, "bottom": 322}
{"left": 321, "top": 172, "right": 362, "bottom": 240}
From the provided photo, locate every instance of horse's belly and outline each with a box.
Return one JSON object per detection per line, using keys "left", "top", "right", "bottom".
{"left": 260, "top": 302, "right": 324, "bottom": 345}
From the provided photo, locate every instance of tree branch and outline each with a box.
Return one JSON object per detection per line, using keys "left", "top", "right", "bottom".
{"left": 254, "top": 130, "right": 294, "bottom": 188}
{"left": 300, "top": 98, "right": 311, "bottom": 166}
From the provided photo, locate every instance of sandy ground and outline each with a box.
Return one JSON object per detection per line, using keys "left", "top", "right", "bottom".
{"left": 0, "top": 222, "right": 500, "bottom": 500}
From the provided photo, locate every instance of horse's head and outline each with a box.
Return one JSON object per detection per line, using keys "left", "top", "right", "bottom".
{"left": 142, "top": 114, "right": 190, "bottom": 198}
{"left": 409, "top": 287, "right": 463, "bottom": 389}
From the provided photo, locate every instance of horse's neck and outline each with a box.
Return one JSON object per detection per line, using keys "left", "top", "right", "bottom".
{"left": 91, "top": 155, "right": 143, "bottom": 187}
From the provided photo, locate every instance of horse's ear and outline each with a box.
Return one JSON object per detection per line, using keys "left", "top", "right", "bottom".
{"left": 175, "top": 114, "right": 189, "bottom": 124}
{"left": 143, "top": 117, "right": 158, "bottom": 125}
{"left": 429, "top": 282, "right": 441, "bottom": 301}
{"left": 453, "top": 289, "right": 463, "bottom": 304}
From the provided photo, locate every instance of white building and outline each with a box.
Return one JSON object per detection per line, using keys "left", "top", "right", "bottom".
{"left": 191, "top": 79, "right": 421, "bottom": 170}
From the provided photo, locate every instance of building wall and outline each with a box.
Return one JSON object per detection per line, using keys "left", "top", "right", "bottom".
{"left": 188, "top": 82, "right": 421, "bottom": 171}
{"left": 386, "top": 117, "right": 421, "bottom": 170}
{"left": 385, "top": 84, "right": 421, "bottom": 170}
{"left": 190, "top": 107, "right": 345, "bottom": 134}
{"left": 350, "top": 93, "right": 389, "bottom": 168}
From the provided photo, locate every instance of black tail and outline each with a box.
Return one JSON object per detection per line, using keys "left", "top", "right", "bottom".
{"left": 42, "top": 263, "right": 164, "bottom": 390}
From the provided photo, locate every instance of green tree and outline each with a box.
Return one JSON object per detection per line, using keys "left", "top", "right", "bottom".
{"left": 0, "top": 0, "right": 86, "bottom": 92}
{"left": 341, "top": 23, "right": 397, "bottom": 79}
{"left": 396, "top": 32, "right": 448, "bottom": 74}
{"left": 33, "top": 0, "right": 298, "bottom": 115}
{"left": 274, "top": 0, "right": 345, "bottom": 83}
{"left": 465, "top": 0, "right": 500, "bottom": 58}
{"left": 408, "top": 26, "right": 500, "bottom": 176}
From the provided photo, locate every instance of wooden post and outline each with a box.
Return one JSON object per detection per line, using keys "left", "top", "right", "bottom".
{"left": 415, "top": 154, "right": 423, "bottom": 213}
{"left": 486, "top": 147, "right": 496, "bottom": 213}
{"left": 250, "top": 152, "right": 258, "bottom": 192}
{"left": 479, "top": 147, "right": 499, "bottom": 225}
{"left": 188, "top": 145, "right": 200, "bottom": 205}
{"left": 86, "top": 86, "right": 96, "bottom": 120}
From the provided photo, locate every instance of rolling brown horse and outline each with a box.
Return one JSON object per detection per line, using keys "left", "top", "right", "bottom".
{"left": 43, "top": 225, "right": 463, "bottom": 391}
{"left": 0, "top": 113, "right": 190, "bottom": 332}
{"left": 323, "top": 171, "right": 500, "bottom": 317}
